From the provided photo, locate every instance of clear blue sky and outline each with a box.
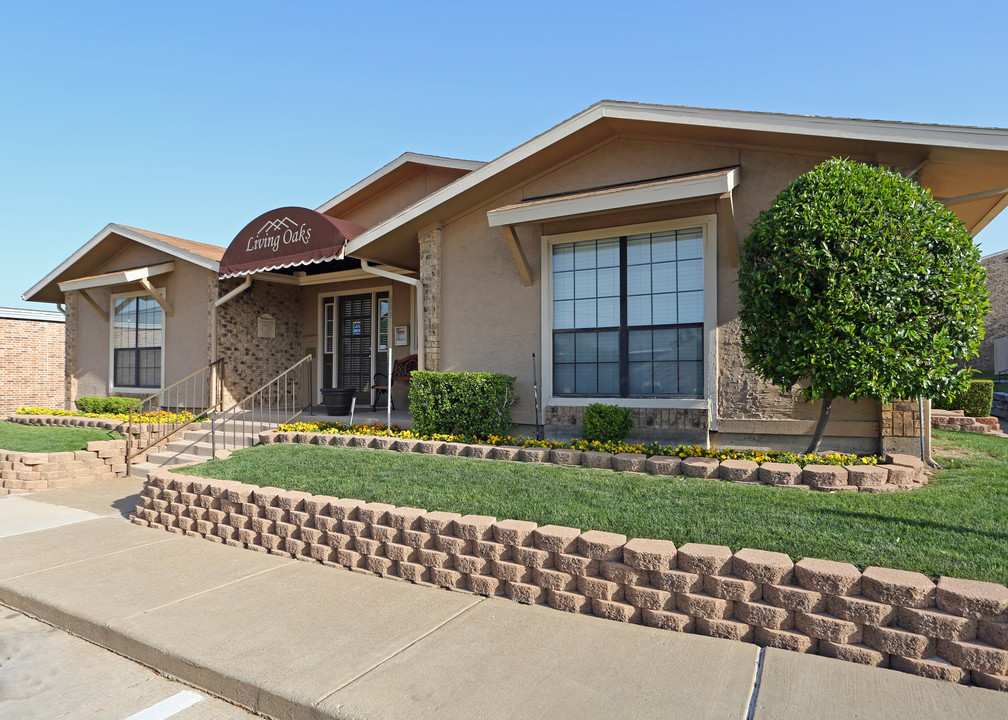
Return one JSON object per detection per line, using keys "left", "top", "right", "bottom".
{"left": 3, "top": 1, "right": 1006, "bottom": 310}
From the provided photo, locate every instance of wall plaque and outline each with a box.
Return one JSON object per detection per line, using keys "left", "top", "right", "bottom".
{"left": 257, "top": 314, "right": 276, "bottom": 338}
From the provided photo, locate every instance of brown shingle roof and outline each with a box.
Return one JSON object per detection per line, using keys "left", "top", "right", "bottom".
{"left": 118, "top": 225, "right": 225, "bottom": 261}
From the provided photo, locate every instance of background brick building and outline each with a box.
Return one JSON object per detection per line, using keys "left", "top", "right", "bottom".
{"left": 977, "top": 250, "right": 1008, "bottom": 374}
{"left": 0, "top": 307, "right": 65, "bottom": 415}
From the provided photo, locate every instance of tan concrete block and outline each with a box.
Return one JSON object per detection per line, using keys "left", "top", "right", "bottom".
{"left": 863, "top": 625, "right": 935, "bottom": 659}
{"left": 464, "top": 444, "right": 494, "bottom": 459}
{"left": 862, "top": 566, "right": 935, "bottom": 608}
{"left": 677, "top": 543, "right": 732, "bottom": 576}
{"left": 367, "top": 436, "right": 395, "bottom": 450}
{"left": 418, "top": 511, "right": 460, "bottom": 536}
{"left": 818, "top": 640, "right": 889, "bottom": 667}
{"left": 512, "top": 546, "right": 551, "bottom": 569}
{"left": 286, "top": 538, "right": 309, "bottom": 558}
{"left": 623, "top": 538, "right": 677, "bottom": 571}
{"left": 401, "top": 529, "right": 434, "bottom": 549}
{"left": 641, "top": 608, "right": 694, "bottom": 632}
{"left": 355, "top": 537, "right": 382, "bottom": 556}
{"left": 677, "top": 592, "right": 731, "bottom": 620}
{"left": 314, "top": 515, "right": 340, "bottom": 533}
{"left": 899, "top": 607, "right": 978, "bottom": 642}
{"left": 336, "top": 548, "right": 365, "bottom": 568}
{"left": 718, "top": 459, "right": 759, "bottom": 482}
{"left": 735, "top": 601, "right": 793, "bottom": 630}
{"left": 384, "top": 542, "right": 416, "bottom": 563}
{"left": 758, "top": 462, "right": 802, "bottom": 485}
{"left": 979, "top": 620, "right": 1008, "bottom": 650}
{"left": 397, "top": 561, "right": 429, "bottom": 583}
{"left": 454, "top": 514, "right": 497, "bottom": 541}
{"left": 795, "top": 611, "right": 862, "bottom": 644}
{"left": 251, "top": 517, "right": 275, "bottom": 534}
{"left": 592, "top": 598, "right": 640, "bottom": 623}
{"left": 431, "top": 567, "right": 466, "bottom": 589}
{"left": 704, "top": 575, "right": 761, "bottom": 602}
{"left": 327, "top": 532, "right": 352, "bottom": 550}
{"left": 937, "top": 576, "right": 1008, "bottom": 620}
{"left": 466, "top": 574, "right": 503, "bottom": 596}
{"left": 491, "top": 560, "right": 531, "bottom": 583}
{"left": 755, "top": 627, "right": 816, "bottom": 653}
{"left": 506, "top": 581, "right": 545, "bottom": 605}
{"left": 357, "top": 502, "right": 396, "bottom": 525}
{"left": 577, "top": 530, "right": 627, "bottom": 561}
{"left": 732, "top": 548, "right": 794, "bottom": 585}
{"left": 846, "top": 465, "right": 888, "bottom": 487}
{"left": 554, "top": 553, "right": 598, "bottom": 576}
{"left": 651, "top": 569, "right": 702, "bottom": 594}
{"left": 304, "top": 494, "right": 339, "bottom": 515}
{"left": 612, "top": 452, "right": 646, "bottom": 473}
{"left": 328, "top": 498, "right": 364, "bottom": 521}
{"left": 517, "top": 447, "right": 550, "bottom": 463}
{"left": 644, "top": 455, "right": 681, "bottom": 475}
{"left": 885, "top": 452, "right": 924, "bottom": 477}
{"left": 369, "top": 524, "right": 399, "bottom": 544}
{"left": 794, "top": 557, "right": 861, "bottom": 596}
{"left": 387, "top": 506, "right": 426, "bottom": 530}
{"left": 310, "top": 543, "right": 335, "bottom": 563}
{"left": 581, "top": 451, "right": 614, "bottom": 469}
{"left": 533, "top": 525, "right": 581, "bottom": 553}
{"left": 489, "top": 445, "right": 518, "bottom": 461}
{"left": 547, "top": 589, "right": 592, "bottom": 614}
{"left": 827, "top": 595, "right": 897, "bottom": 626}
{"left": 548, "top": 448, "right": 582, "bottom": 466}
{"left": 451, "top": 554, "right": 486, "bottom": 575}
{"left": 18, "top": 452, "right": 50, "bottom": 465}
{"left": 600, "top": 561, "right": 647, "bottom": 586}
{"left": 697, "top": 617, "right": 753, "bottom": 642}
{"left": 803, "top": 465, "right": 849, "bottom": 488}
{"left": 972, "top": 670, "right": 1008, "bottom": 692}
{"left": 435, "top": 535, "right": 472, "bottom": 555}
{"left": 937, "top": 638, "right": 1008, "bottom": 675}
{"left": 492, "top": 518, "right": 538, "bottom": 546}
{"left": 624, "top": 584, "right": 672, "bottom": 611}
{"left": 577, "top": 576, "right": 623, "bottom": 602}
{"left": 889, "top": 654, "right": 970, "bottom": 684}
{"left": 474, "top": 540, "right": 510, "bottom": 561}
{"left": 534, "top": 567, "right": 577, "bottom": 592}
{"left": 274, "top": 521, "right": 300, "bottom": 539}
{"left": 681, "top": 457, "right": 719, "bottom": 478}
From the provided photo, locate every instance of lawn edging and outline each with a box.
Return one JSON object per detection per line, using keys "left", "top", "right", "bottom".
{"left": 260, "top": 430, "right": 927, "bottom": 492}
{"left": 0, "top": 439, "right": 127, "bottom": 494}
{"left": 132, "top": 468, "right": 1008, "bottom": 691}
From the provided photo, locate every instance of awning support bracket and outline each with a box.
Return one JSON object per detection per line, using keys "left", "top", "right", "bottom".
{"left": 139, "top": 278, "right": 174, "bottom": 317}
{"left": 503, "top": 225, "right": 533, "bottom": 287}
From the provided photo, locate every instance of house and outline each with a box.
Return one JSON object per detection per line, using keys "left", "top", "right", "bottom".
{"left": 0, "top": 307, "right": 64, "bottom": 415}
{"left": 22, "top": 102, "right": 1008, "bottom": 454}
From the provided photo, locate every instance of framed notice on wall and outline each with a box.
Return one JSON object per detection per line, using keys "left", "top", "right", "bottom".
{"left": 394, "top": 325, "right": 408, "bottom": 346}
{"left": 257, "top": 314, "right": 276, "bottom": 338}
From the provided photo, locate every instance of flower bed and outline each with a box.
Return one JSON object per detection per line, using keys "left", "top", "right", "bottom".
{"left": 264, "top": 429, "right": 920, "bottom": 493}
{"left": 17, "top": 406, "right": 197, "bottom": 424}
{"left": 131, "top": 469, "right": 1008, "bottom": 691}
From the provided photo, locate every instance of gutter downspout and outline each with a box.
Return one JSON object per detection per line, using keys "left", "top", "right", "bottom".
{"left": 214, "top": 276, "right": 251, "bottom": 308}
{"left": 359, "top": 260, "right": 424, "bottom": 371}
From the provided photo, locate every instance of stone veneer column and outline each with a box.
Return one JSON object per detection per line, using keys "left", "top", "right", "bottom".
{"left": 64, "top": 291, "right": 77, "bottom": 409}
{"left": 880, "top": 399, "right": 923, "bottom": 456}
{"left": 419, "top": 227, "right": 442, "bottom": 372}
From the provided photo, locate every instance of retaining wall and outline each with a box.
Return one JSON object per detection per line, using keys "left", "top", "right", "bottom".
{"left": 9, "top": 414, "right": 179, "bottom": 463}
{"left": 0, "top": 439, "right": 126, "bottom": 495}
{"left": 132, "top": 468, "right": 1008, "bottom": 692}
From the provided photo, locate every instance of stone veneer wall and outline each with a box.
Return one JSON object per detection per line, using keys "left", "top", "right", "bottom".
{"left": 880, "top": 399, "right": 925, "bottom": 456}
{"left": 545, "top": 405, "right": 709, "bottom": 445}
{"left": 418, "top": 227, "right": 441, "bottom": 372}
{"left": 0, "top": 312, "right": 65, "bottom": 414}
{"left": 977, "top": 251, "right": 1008, "bottom": 373}
{"left": 0, "top": 438, "right": 126, "bottom": 495}
{"left": 216, "top": 279, "right": 303, "bottom": 407}
{"left": 132, "top": 469, "right": 1008, "bottom": 691}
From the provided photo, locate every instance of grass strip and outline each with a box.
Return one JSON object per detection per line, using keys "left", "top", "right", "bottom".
{"left": 0, "top": 421, "right": 122, "bottom": 453}
{"left": 178, "top": 429, "right": 1008, "bottom": 585}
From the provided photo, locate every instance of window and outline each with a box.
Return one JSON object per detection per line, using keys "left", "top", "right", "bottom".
{"left": 551, "top": 227, "right": 704, "bottom": 398}
{"left": 112, "top": 294, "right": 163, "bottom": 389}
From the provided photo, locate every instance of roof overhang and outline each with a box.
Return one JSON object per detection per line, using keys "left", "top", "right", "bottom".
{"left": 219, "top": 207, "right": 367, "bottom": 279}
{"left": 57, "top": 261, "right": 175, "bottom": 292}
{"left": 487, "top": 167, "right": 740, "bottom": 227}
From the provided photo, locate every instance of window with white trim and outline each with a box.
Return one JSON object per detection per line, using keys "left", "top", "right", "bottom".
{"left": 551, "top": 227, "right": 704, "bottom": 398}
{"left": 112, "top": 294, "right": 163, "bottom": 389}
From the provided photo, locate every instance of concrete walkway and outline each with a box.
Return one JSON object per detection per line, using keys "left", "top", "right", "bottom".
{"left": 2, "top": 480, "right": 1007, "bottom": 720}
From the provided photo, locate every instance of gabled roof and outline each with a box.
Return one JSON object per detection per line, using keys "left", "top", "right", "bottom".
{"left": 343, "top": 100, "right": 1008, "bottom": 263}
{"left": 315, "top": 152, "right": 485, "bottom": 216}
{"left": 23, "top": 224, "right": 224, "bottom": 304}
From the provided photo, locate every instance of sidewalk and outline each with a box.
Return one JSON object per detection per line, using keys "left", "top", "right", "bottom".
{"left": 1, "top": 479, "right": 1007, "bottom": 720}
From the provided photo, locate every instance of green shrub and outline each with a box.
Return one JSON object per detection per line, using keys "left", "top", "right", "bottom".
{"left": 581, "top": 403, "right": 633, "bottom": 443}
{"left": 934, "top": 380, "right": 994, "bottom": 418}
{"left": 75, "top": 396, "right": 142, "bottom": 414}
{"left": 408, "top": 371, "right": 517, "bottom": 437}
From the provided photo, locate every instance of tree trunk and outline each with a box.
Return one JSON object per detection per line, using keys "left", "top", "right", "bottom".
{"left": 806, "top": 397, "right": 833, "bottom": 454}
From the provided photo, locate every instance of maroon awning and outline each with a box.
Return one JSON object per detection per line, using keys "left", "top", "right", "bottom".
{"left": 219, "top": 206, "right": 366, "bottom": 278}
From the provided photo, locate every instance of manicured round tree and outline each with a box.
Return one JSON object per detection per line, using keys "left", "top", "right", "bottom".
{"left": 737, "top": 158, "right": 988, "bottom": 453}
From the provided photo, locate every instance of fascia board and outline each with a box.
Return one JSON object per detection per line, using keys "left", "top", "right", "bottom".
{"left": 57, "top": 261, "right": 175, "bottom": 292}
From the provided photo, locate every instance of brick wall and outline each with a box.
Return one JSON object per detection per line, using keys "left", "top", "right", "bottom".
{"left": 977, "top": 251, "right": 1008, "bottom": 373}
{"left": 0, "top": 311, "right": 65, "bottom": 415}
{"left": 135, "top": 469, "right": 1008, "bottom": 691}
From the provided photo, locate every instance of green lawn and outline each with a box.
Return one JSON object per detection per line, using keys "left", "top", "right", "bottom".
{"left": 177, "top": 429, "right": 1008, "bottom": 586}
{"left": 0, "top": 421, "right": 122, "bottom": 453}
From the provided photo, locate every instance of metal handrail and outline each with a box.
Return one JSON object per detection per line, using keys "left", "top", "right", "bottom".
{"left": 210, "top": 355, "right": 314, "bottom": 456}
{"left": 127, "top": 359, "right": 224, "bottom": 474}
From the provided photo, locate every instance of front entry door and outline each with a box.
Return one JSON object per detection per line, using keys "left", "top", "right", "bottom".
{"left": 338, "top": 294, "right": 372, "bottom": 392}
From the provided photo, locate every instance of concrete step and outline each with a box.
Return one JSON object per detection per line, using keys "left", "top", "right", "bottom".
{"left": 180, "top": 430, "right": 261, "bottom": 446}
{"left": 127, "top": 462, "right": 159, "bottom": 480}
{"left": 165, "top": 440, "right": 216, "bottom": 458}
{"left": 144, "top": 450, "right": 208, "bottom": 469}
{"left": 196, "top": 420, "right": 276, "bottom": 434}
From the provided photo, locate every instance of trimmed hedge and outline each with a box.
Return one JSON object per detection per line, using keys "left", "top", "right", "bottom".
{"left": 581, "top": 403, "right": 633, "bottom": 443}
{"left": 934, "top": 379, "right": 994, "bottom": 418}
{"left": 75, "top": 396, "right": 142, "bottom": 414}
{"left": 408, "top": 371, "right": 517, "bottom": 437}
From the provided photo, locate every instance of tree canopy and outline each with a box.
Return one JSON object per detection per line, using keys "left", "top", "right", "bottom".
{"left": 737, "top": 158, "right": 988, "bottom": 452}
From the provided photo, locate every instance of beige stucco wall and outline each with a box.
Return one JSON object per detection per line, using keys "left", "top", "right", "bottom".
{"left": 436, "top": 136, "right": 885, "bottom": 450}
{"left": 976, "top": 251, "right": 1007, "bottom": 373}
{"left": 336, "top": 167, "right": 469, "bottom": 230}
{"left": 68, "top": 244, "right": 213, "bottom": 402}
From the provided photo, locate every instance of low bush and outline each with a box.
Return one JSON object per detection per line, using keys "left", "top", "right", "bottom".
{"left": 934, "top": 379, "right": 994, "bottom": 418}
{"left": 75, "top": 396, "right": 141, "bottom": 414}
{"left": 406, "top": 371, "right": 518, "bottom": 437}
{"left": 581, "top": 403, "right": 633, "bottom": 443}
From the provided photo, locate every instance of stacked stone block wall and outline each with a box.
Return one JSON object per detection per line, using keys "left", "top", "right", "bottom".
{"left": 9, "top": 414, "right": 177, "bottom": 464}
{"left": 0, "top": 439, "right": 126, "bottom": 496}
{"left": 133, "top": 470, "right": 1008, "bottom": 691}
{"left": 0, "top": 314, "right": 65, "bottom": 414}
{"left": 931, "top": 410, "right": 1001, "bottom": 435}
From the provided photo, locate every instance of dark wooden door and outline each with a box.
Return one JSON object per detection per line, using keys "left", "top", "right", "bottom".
{"left": 338, "top": 294, "right": 372, "bottom": 391}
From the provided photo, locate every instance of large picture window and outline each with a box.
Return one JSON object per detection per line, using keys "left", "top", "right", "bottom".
{"left": 552, "top": 227, "right": 704, "bottom": 398}
{"left": 113, "top": 295, "right": 163, "bottom": 389}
